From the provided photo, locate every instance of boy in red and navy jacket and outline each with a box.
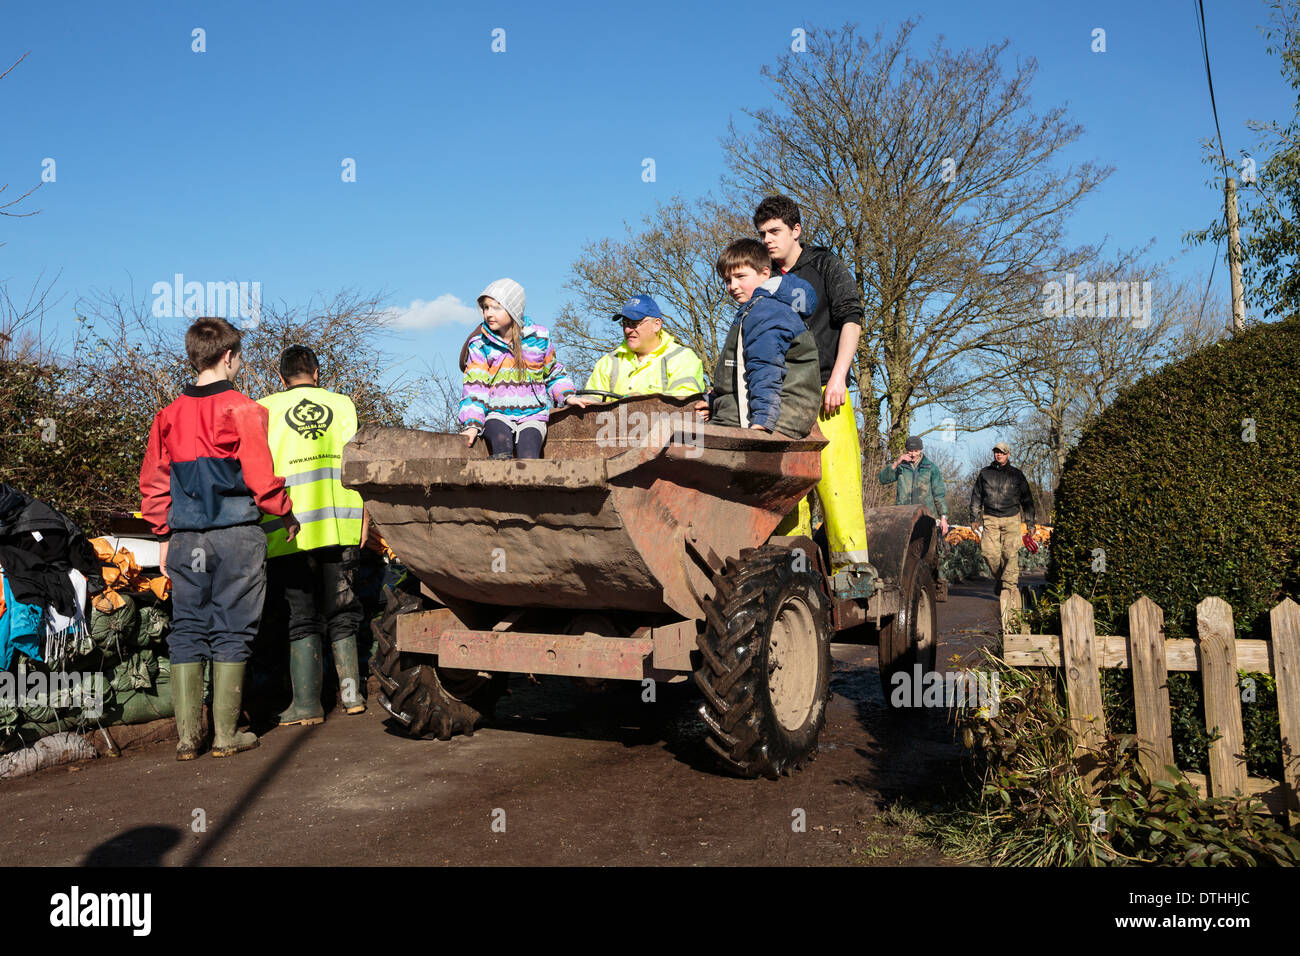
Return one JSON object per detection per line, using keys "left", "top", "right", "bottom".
{"left": 140, "top": 317, "right": 300, "bottom": 759}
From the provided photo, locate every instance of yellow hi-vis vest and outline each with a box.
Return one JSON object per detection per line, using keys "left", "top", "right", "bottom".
{"left": 584, "top": 331, "right": 706, "bottom": 398}
{"left": 258, "top": 385, "right": 364, "bottom": 557}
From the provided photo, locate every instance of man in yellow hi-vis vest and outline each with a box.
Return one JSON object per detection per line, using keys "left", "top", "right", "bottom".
{"left": 259, "top": 345, "right": 367, "bottom": 725}
{"left": 584, "top": 295, "right": 706, "bottom": 399}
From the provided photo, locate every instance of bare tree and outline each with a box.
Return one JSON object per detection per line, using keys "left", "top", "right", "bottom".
{"left": 722, "top": 20, "right": 1111, "bottom": 454}
{"left": 0, "top": 53, "right": 42, "bottom": 235}
{"left": 408, "top": 359, "right": 465, "bottom": 433}
{"left": 71, "top": 285, "right": 192, "bottom": 417}
{"left": 555, "top": 194, "right": 753, "bottom": 383}
{"left": 986, "top": 257, "right": 1226, "bottom": 489}
{"left": 240, "top": 289, "right": 416, "bottom": 426}
{"left": 0, "top": 272, "right": 62, "bottom": 364}
{"left": 71, "top": 286, "right": 419, "bottom": 429}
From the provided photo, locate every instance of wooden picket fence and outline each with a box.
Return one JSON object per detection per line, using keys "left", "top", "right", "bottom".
{"left": 999, "top": 592, "right": 1300, "bottom": 827}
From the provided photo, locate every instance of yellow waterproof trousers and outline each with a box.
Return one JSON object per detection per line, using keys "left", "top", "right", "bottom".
{"left": 773, "top": 389, "right": 870, "bottom": 571}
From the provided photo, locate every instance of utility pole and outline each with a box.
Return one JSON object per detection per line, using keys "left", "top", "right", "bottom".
{"left": 1225, "top": 176, "right": 1246, "bottom": 333}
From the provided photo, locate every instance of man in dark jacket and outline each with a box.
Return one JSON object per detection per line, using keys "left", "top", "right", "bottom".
{"left": 703, "top": 239, "right": 821, "bottom": 438}
{"left": 755, "top": 195, "right": 870, "bottom": 590}
{"left": 970, "top": 441, "right": 1037, "bottom": 598}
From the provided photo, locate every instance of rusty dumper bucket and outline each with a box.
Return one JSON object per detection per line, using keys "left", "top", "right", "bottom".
{"left": 342, "top": 395, "right": 825, "bottom": 620}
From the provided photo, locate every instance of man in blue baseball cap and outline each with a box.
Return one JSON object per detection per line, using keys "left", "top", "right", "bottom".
{"left": 584, "top": 294, "right": 706, "bottom": 399}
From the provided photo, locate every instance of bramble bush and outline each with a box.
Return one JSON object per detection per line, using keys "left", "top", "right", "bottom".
{"left": 935, "top": 651, "right": 1300, "bottom": 866}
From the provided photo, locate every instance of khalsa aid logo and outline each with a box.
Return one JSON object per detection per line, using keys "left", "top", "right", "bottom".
{"left": 286, "top": 398, "right": 333, "bottom": 439}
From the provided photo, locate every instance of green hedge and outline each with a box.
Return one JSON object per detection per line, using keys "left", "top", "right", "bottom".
{"left": 1050, "top": 316, "right": 1300, "bottom": 639}
{"left": 1046, "top": 316, "right": 1300, "bottom": 782}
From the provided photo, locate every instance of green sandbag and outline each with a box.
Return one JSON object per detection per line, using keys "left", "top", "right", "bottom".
{"left": 136, "top": 605, "right": 170, "bottom": 648}
{"left": 89, "top": 600, "right": 139, "bottom": 652}
{"left": 109, "top": 649, "right": 158, "bottom": 693}
{"left": 17, "top": 669, "right": 110, "bottom": 723}
{"left": 115, "top": 685, "right": 174, "bottom": 723}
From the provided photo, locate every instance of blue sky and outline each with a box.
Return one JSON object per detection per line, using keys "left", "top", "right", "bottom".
{"left": 1, "top": 0, "right": 1290, "bottom": 462}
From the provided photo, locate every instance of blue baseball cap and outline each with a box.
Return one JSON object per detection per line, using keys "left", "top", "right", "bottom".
{"left": 613, "top": 294, "right": 663, "bottom": 323}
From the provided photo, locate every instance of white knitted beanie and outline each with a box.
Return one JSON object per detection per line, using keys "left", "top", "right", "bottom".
{"left": 478, "top": 278, "right": 526, "bottom": 327}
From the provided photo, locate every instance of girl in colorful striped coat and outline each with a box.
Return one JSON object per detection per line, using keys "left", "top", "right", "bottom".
{"left": 457, "top": 278, "right": 590, "bottom": 458}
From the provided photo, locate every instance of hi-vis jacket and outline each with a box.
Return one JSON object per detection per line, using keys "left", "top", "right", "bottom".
{"left": 584, "top": 331, "right": 706, "bottom": 398}
{"left": 258, "top": 385, "right": 364, "bottom": 557}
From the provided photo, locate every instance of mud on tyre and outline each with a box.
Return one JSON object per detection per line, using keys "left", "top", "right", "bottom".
{"left": 371, "top": 586, "right": 506, "bottom": 740}
{"left": 693, "top": 545, "right": 831, "bottom": 779}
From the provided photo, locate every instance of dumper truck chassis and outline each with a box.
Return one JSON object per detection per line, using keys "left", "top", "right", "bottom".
{"left": 343, "top": 395, "right": 938, "bottom": 779}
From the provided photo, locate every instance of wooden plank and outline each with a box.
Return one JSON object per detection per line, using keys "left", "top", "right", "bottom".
{"left": 1061, "top": 595, "right": 1106, "bottom": 776}
{"left": 1002, "top": 634, "right": 1063, "bottom": 667}
{"left": 1182, "top": 772, "right": 1287, "bottom": 816}
{"left": 1269, "top": 598, "right": 1300, "bottom": 829}
{"left": 437, "top": 629, "right": 654, "bottom": 680}
{"left": 1128, "top": 596, "right": 1175, "bottom": 783}
{"left": 1002, "top": 634, "right": 1273, "bottom": 674}
{"left": 1196, "top": 598, "right": 1247, "bottom": 797}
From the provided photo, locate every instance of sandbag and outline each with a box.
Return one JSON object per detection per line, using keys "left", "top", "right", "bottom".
{"left": 109, "top": 648, "right": 157, "bottom": 693}
{"left": 0, "top": 732, "right": 97, "bottom": 778}
{"left": 136, "top": 604, "right": 169, "bottom": 647}
{"left": 115, "top": 685, "right": 173, "bottom": 724}
{"left": 90, "top": 600, "right": 139, "bottom": 652}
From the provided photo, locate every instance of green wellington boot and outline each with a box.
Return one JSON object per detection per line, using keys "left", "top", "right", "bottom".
{"left": 172, "top": 662, "right": 205, "bottom": 760}
{"left": 332, "top": 635, "right": 366, "bottom": 715}
{"left": 211, "top": 662, "right": 260, "bottom": 757}
{"left": 278, "top": 636, "right": 325, "bottom": 726}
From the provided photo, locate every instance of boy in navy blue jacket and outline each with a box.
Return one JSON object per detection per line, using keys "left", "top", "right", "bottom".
{"left": 699, "top": 238, "right": 821, "bottom": 438}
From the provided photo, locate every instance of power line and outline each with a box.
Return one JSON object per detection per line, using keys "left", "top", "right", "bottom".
{"left": 1196, "top": 235, "right": 1222, "bottom": 326}
{"left": 1195, "top": 0, "right": 1230, "bottom": 168}
{"left": 1194, "top": 0, "right": 1231, "bottom": 326}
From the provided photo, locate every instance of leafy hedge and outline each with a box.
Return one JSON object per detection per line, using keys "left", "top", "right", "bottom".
{"left": 1049, "top": 315, "right": 1300, "bottom": 640}
{"left": 0, "top": 358, "right": 150, "bottom": 535}
{"left": 1041, "top": 317, "right": 1300, "bottom": 782}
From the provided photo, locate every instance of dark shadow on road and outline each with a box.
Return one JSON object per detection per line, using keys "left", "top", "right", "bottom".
{"left": 183, "top": 727, "right": 318, "bottom": 866}
{"left": 376, "top": 673, "right": 722, "bottom": 774}
{"left": 827, "top": 578, "right": 1010, "bottom": 809}
{"left": 81, "top": 825, "right": 182, "bottom": 866}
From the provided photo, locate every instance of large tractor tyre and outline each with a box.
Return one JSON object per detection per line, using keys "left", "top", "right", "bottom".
{"left": 878, "top": 544, "right": 939, "bottom": 708}
{"left": 694, "top": 546, "right": 832, "bottom": 779}
{"left": 371, "top": 586, "right": 506, "bottom": 740}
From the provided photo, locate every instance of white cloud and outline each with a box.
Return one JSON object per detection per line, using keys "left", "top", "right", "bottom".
{"left": 385, "top": 294, "right": 479, "bottom": 329}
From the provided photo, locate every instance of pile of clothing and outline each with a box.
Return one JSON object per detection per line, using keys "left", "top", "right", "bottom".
{"left": 0, "top": 484, "right": 178, "bottom": 753}
{"left": 0, "top": 483, "right": 104, "bottom": 673}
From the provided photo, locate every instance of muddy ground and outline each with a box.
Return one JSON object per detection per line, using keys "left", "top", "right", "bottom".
{"left": 0, "top": 578, "right": 1011, "bottom": 867}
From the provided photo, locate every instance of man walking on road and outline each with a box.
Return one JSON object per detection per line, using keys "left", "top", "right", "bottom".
{"left": 970, "top": 441, "right": 1037, "bottom": 601}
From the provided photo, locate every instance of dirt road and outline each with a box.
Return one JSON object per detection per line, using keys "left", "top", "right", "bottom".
{"left": 0, "top": 580, "right": 1005, "bottom": 867}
